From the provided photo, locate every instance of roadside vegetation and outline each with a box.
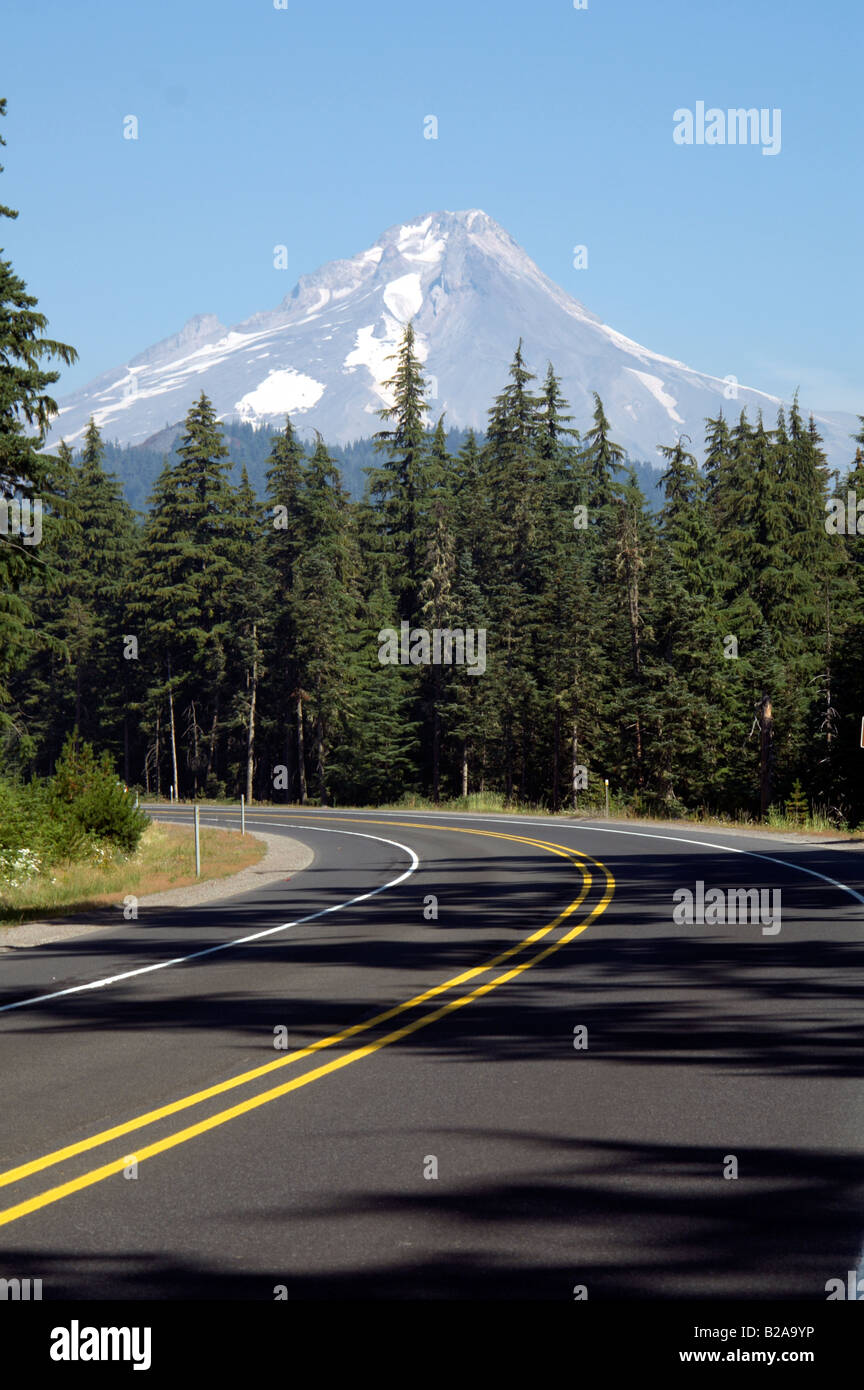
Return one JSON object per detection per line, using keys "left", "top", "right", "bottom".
{"left": 379, "top": 784, "right": 853, "bottom": 834}
{"left": 0, "top": 735, "right": 147, "bottom": 886}
{"left": 0, "top": 735, "right": 264, "bottom": 923}
{"left": 147, "top": 783, "right": 855, "bottom": 837}
{"left": 0, "top": 819, "right": 264, "bottom": 926}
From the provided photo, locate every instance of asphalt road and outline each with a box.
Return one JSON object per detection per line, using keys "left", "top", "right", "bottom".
{"left": 1, "top": 806, "right": 863, "bottom": 1301}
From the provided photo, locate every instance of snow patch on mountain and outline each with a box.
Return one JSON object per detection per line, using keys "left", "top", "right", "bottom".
{"left": 396, "top": 217, "right": 446, "bottom": 265}
{"left": 383, "top": 273, "right": 423, "bottom": 321}
{"left": 398, "top": 215, "right": 432, "bottom": 246}
{"left": 235, "top": 369, "right": 325, "bottom": 419}
{"left": 344, "top": 324, "right": 398, "bottom": 405}
{"left": 627, "top": 369, "right": 685, "bottom": 424}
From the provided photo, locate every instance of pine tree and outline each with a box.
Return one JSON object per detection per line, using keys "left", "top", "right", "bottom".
{"left": 483, "top": 341, "right": 545, "bottom": 583}
{"left": 537, "top": 362, "right": 580, "bottom": 467}
{"left": 5, "top": 438, "right": 78, "bottom": 770}
{"left": 0, "top": 99, "right": 77, "bottom": 713}
{"left": 369, "top": 322, "right": 432, "bottom": 623}
{"left": 261, "top": 415, "right": 307, "bottom": 801}
{"left": 642, "top": 438, "right": 725, "bottom": 809}
{"left": 530, "top": 364, "right": 585, "bottom": 805}
{"left": 131, "top": 394, "right": 239, "bottom": 796}
{"left": 68, "top": 420, "right": 139, "bottom": 766}
{"left": 291, "top": 435, "right": 359, "bottom": 804}
{"left": 777, "top": 402, "right": 842, "bottom": 803}
{"left": 581, "top": 391, "right": 626, "bottom": 517}
{"left": 479, "top": 344, "right": 547, "bottom": 798}
{"left": 333, "top": 555, "right": 419, "bottom": 804}
{"left": 608, "top": 468, "right": 653, "bottom": 793}
{"left": 445, "top": 550, "right": 495, "bottom": 799}
{"left": 704, "top": 411, "right": 733, "bottom": 514}
{"left": 223, "top": 465, "right": 267, "bottom": 801}
{"left": 821, "top": 419, "right": 864, "bottom": 823}
{"left": 786, "top": 778, "right": 808, "bottom": 827}
{"left": 418, "top": 497, "right": 457, "bottom": 801}
{"left": 568, "top": 395, "right": 628, "bottom": 791}
{"left": 426, "top": 414, "right": 452, "bottom": 497}
{"left": 450, "top": 429, "right": 489, "bottom": 571}
{"left": 533, "top": 450, "right": 598, "bottom": 808}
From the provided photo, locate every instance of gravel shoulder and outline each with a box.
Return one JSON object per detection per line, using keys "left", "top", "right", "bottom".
{"left": 0, "top": 825, "right": 314, "bottom": 950}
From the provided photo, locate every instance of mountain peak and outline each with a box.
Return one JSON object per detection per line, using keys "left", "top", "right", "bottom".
{"left": 50, "top": 214, "right": 853, "bottom": 468}
{"left": 378, "top": 208, "right": 496, "bottom": 242}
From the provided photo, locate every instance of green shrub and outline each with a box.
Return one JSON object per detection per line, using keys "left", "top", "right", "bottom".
{"left": 49, "top": 735, "right": 148, "bottom": 855}
{"left": 0, "top": 777, "right": 53, "bottom": 858}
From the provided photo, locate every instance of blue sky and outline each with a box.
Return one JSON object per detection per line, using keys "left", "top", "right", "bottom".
{"left": 3, "top": 0, "right": 862, "bottom": 413}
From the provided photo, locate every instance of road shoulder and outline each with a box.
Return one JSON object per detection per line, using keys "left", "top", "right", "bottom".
{"left": 0, "top": 826, "right": 314, "bottom": 950}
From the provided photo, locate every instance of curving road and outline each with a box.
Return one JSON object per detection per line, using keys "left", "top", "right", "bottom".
{"left": 1, "top": 806, "right": 863, "bottom": 1300}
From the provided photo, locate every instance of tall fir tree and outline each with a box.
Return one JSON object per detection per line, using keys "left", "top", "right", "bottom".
{"left": 261, "top": 415, "right": 307, "bottom": 801}
{"left": 0, "top": 99, "right": 77, "bottom": 715}
{"left": 369, "top": 322, "right": 432, "bottom": 624}
{"left": 131, "top": 393, "right": 240, "bottom": 796}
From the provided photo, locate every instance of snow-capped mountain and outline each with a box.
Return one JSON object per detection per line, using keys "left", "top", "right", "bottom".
{"left": 48, "top": 210, "right": 857, "bottom": 468}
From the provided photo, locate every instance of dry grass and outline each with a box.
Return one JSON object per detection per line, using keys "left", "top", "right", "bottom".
{"left": 0, "top": 822, "right": 265, "bottom": 926}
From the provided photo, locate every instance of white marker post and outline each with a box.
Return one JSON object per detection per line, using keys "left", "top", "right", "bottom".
{"left": 604, "top": 778, "right": 610, "bottom": 819}
{"left": 241, "top": 793, "right": 246, "bottom": 836}
{"left": 860, "top": 716, "right": 864, "bottom": 750}
{"left": 194, "top": 804, "right": 201, "bottom": 878}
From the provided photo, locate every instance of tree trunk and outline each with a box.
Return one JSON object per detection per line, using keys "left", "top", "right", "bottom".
{"left": 552, "top": 704, "right": 561, "bottom": 811}
{"left": 461, "top": 740, "right": 469, "bottom": 799}
{"left": 207, "top": 703, "right": 219, "bottom": 789}
{"left": 504, "top": 631, "right": 514, "bottom": 801}
{"left": 316, "top": 711, "right": 327, "bottom": 807}
{"left": 296, "top": 694, "right": 308, "bottom": 805}
{"left": 154, "top": 708, "right": 161, "bottom": 798}
{"left": 245, "top": 632, "right": 257, "bottom": 806}
{"left": 571, "top": 719, "right": 579, "bottom": 813}
{"left": 758, "top": 692, "right": 774, "bottom": 817}
{"left": 284, "top": 699, "right": 295, "bottom": 803}
{"left": 627, "top": 575, "right": 644, "bottom": 781}
{"left": 168, "top": 683, "right": 179, "bottom": 801}
{"left": 825, "top": 587, "right": 834, "bottom": 750}
{"left": 190, "top": 699, "right": 200, "bottom": 798}
{"left": 432, "top": 694, "right": 441, "bottom": 804}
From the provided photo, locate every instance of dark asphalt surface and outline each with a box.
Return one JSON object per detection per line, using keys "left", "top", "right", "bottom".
{"left": 1, "top": 806, "right": 863, "bottom": 1301}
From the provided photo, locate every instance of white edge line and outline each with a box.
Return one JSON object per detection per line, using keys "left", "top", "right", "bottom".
{"left": 0, "top": 825, "right": 419, "bottom": 1016}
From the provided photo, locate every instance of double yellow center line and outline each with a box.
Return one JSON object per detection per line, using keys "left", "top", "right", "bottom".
{"left": 0, "top": 817, "right": 614, "bottom": 1229}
